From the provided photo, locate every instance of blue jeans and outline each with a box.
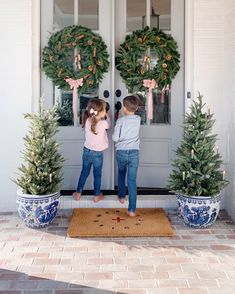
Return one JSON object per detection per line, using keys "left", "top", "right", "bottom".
{"left": 116, "top": 149, "right": 139, "bottom": 213}
{"left": 76, "top": 147, "right": 103, "bottom": 196}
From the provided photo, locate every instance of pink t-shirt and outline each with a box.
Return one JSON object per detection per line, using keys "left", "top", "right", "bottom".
{"left": 84, "top": 117, "right": 110, "bottom": 151}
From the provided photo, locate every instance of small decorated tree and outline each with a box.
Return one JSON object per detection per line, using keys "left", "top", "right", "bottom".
{"left": 168, "top": 94, "right": 228, "bottom": 228}
{"left": 168, "top": 94, "right": 227, "bottom": 197}
{"left": 14, "top": 101, "right": 64, "bottom": 195}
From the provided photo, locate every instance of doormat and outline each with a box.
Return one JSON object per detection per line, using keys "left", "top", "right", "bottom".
{"left": 67, "top": 208, "right": 174, "bottom": 237}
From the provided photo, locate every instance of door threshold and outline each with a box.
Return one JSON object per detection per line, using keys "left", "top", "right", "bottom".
{"left": 61, "top": 188, "right": 172, "bottom": 196}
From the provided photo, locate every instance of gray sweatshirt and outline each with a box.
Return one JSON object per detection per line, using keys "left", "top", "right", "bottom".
{"left": 112, "top": 115, "right": 141, "bottom": 150}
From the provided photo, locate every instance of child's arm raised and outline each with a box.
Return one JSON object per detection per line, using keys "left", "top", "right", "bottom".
{"left": 112, "top": 119, "right": 122, "bottom": 142}
{"left": 102, "top": 113, "right": 111, "bottom": 130}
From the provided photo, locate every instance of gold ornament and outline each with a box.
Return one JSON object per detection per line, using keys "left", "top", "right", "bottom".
{"left": 88, "top": 65, "right": 93, "bottom": 71}
{"left": 87, "top": 80, "right": 94, "bottom": 85}
{"left": 74, "top": 53, "right": 82, "bottom": 70}
{"left": 123, "top": 59, "right": 128, "bottom": 64}
{"left": 92, "top": 65, "right": 97, "bottom": 74}
{"left": 87, "top": 40, "right": 93, "bottom": 45}
{"left": 137, "top": 38, "right": 143, "bottom": 43}
{"left": 49, "top": 55, "right": 54, "bottom": 62}
{"left": 156, "top": 36, "right": 161, "bottom": 42}
{"left": 125, "top": 43, "right": 130, "bottom": 50}
{"left": 162, "top": 74, "right": 167, "bottom": 80}
{"left": 162, "top": 63, "right": 167, "bottom": 69}
{"left": 166, "top": 54, "right": 172, "bottom": 61}
{"left": 140, "top": 68, "right": 145, "bottom": 75}
{"left": 76, "top": 34, "right": 84, "bottom": 40}
{"left": 96, "top": 60, "right": 102, "bottom": 66}
{"left": 57, "top": 41, "right": 62, "bottom": 51}
{"left": 57, "top": 68, "right": 63, "bottom": 77}
{"left": 143, "top": 55, "right": 151, "bottom": 71}
{"left": 93, "top": 47, "right": 97, "bottom": 57}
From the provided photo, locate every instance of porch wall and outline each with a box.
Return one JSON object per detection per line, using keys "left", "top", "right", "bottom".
{"left": 193, "top": 0, "right": 235, "bottom": 219}
{"left": 224, "top": 0, "right": 235, "bottom": 220}
{"left": 0, "top": 0, "right": 32, "bottom": 211}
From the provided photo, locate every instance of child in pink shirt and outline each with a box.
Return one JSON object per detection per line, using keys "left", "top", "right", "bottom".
{"left": 73, "top": 98, "right": 110, "bottom": 202}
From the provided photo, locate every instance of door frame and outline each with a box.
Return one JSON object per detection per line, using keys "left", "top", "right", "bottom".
{"left": 32, "top": 0, "right": 193, "bottom": 191}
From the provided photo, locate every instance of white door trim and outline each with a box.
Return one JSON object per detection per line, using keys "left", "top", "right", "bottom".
{"left": 185, "top": 0, "right": 194, "bottom": 113}
{"left": 32, "top": 0, "right": 41, "bottom": 113}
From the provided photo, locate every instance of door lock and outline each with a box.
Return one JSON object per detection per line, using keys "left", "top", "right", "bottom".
{"left": 103, "top": 90, "right": 110, "bottom": 98}
{"left": 115, "top": 89, "right": 122, "bottom": 98}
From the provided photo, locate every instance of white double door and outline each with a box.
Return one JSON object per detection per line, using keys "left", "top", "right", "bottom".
{"left": 41, "top": 0, "right": 184, "bottom": 190}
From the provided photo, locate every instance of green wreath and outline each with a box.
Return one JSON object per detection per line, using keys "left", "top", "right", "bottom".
{"left": 42, "top": 25, "right": 109, "bottom": 92}
{"left": 115, "top": 26, "right": 180, "bottom": 91}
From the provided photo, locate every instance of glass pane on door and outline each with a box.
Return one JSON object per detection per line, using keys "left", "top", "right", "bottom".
{"left": 135, "top": 90, "right": 171, "bottom": 125}
{"left": 53, "top": 0, "right": 74, "bottom": 30}
{"left": 126, "top": 0, "right": 146, "bottom": 32}
{"left": 77, "top": 0, "right": 99, "bottom": 30}
{"left": 151, "top": 0, "right": 171, "bottom": 30}
{"left": 52, "top": 0, "right": 100, "bottom": 126}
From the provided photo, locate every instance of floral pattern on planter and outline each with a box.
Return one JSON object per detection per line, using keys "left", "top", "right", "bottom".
{"left": 176, "top": 194, "right": 221, "bottom": 228}
{"left": 16, "top": 190, "right": 60, "bottom": 228}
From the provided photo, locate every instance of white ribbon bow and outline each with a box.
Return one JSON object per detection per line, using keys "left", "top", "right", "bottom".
{"left": 90, "top": 108, "right": 98, "bottom": 116}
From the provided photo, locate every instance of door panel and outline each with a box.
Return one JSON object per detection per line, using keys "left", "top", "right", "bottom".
{"left": 41, "top": 0, "right": 114, "bottom": 190}
{"left": 114, "top": 0, "right": 184, "bottom": 188}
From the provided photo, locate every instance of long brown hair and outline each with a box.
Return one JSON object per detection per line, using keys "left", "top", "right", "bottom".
{"left": 82, "top": 98, "right": 106, "bottom": 134}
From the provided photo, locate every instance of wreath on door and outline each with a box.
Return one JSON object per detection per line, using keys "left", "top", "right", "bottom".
{"left": 115, "top": 26, "right": 180, "bottom": 119}
{"left": 42, "top": 25, "right": 109, "bottom": 90}
{"left": 42, "top": 25, "right": 109, "bottom": 121}
{"left": 115, "top": 26, "right": 180, "bottom": 91}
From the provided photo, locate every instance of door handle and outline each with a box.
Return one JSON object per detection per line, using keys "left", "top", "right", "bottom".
{"left": 103, "top": 90, "right": 110, "bottom": 98}
{"left": 115, "top": 89, "right": 122, "bottom": 98}
{"left": 115, "top": 101, "right": 122, "bottom": 119}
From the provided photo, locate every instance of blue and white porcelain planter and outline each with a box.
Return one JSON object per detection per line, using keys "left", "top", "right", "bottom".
{"left": 16, "top": 190, "right": 60, "bottom": 228}
{"left": 176, "top": 193, "right": 221, "bottom": 228}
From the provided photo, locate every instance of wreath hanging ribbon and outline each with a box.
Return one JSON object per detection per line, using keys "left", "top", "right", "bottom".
{"left": 65, "top": 78, "right": 83, "bottom": 122}
{"left": 143, "top": 79, "right": 157, "bottom": 120}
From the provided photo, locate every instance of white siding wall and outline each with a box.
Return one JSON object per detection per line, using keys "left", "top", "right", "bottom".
{"left": 0, "top": 0, "right": 32, "bottom": 211}
{"left": 193, "top": 0, "right": 230, "bottom": 211}
{"left": 224, "top": 0, "right": 235, "bottom": 220}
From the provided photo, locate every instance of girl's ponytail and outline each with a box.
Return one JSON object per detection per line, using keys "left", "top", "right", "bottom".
{"left": 90, "top": 115, "right": 97, "bottom": 135}
{"left": 82, "top": 109, "right": 89, "bottom": 128}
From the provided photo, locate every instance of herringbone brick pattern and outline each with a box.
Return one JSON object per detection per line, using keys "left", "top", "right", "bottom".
{"left": 0, "top": 209, "right": 235, "bottom": 294}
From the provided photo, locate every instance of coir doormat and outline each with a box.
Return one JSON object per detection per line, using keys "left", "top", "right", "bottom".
{"left": 67, "top": 208, "right": 174, "bottom": 237}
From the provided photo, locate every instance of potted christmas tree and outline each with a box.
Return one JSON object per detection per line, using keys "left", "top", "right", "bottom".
{"left": 168, "top": 94, "right": 228, "bottom": 228}
{"left": 13, "top": 100, "right": 64, "bottom": 228}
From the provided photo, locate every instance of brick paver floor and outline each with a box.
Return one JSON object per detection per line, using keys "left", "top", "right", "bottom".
{"left": 0, "top": 209, "right": 235, "bottom": 294}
